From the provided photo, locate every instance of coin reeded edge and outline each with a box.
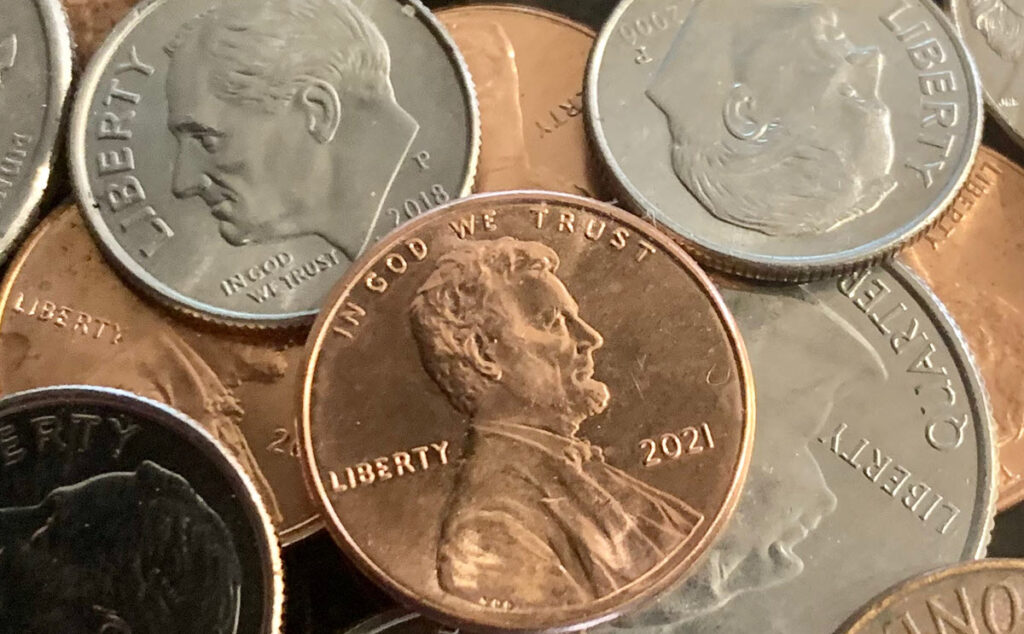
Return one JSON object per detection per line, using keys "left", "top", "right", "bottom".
{"left": 0, "top": 384, "right": 285, "bottom": 634}
{"left": 67, "top": 0, "right": 481, "bottom": 329}
{"left": 298, "top": 190, "right": 756, "bottom": 634}
{"left": 583, "top": 0, "right": 985, "bottom": 282}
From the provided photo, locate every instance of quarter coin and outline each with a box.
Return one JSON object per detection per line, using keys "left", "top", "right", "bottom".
{"left": 903, "top": 146, "right": 1024, "bottom": 511}
{"left": 70, "top": 0, "right": 479, "bottom": 327}
{"left": 301, "top": 191, "right": 754, "bottom": 632}
{"left": 837, "top": 559, "right": 1024, "bottom": 633}
{"left": 587, "top": 0, "right": 982, "bottom": 280}
{"left": 438, "top": 4, "right": 607, "bottom": 199}
{"left": 0, "top": 385, "right": 283, "bottom": 633}
{"left": 0, "top": 203, "right": 319, "bottom": 544}
{"left": 602, "top": 262, "right": 995, "bottom": 634}
{"left": 0, "top": 0, "right": 71, "bottom": 264}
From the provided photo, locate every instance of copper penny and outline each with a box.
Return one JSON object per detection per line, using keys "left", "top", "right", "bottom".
{"left": 0, "top": 203, "right": 319, "bottom": 544}
{"left": 62, "top": 0, "right": 136, "bottom": 62}
{"left": 902, "top": 146, "right": 1024, "bottom": 511}
{"left": 301, "top": 192, "right": 754, "bottom": 632}
{"left": 438, "top": 5, "right": 606, "bottom": 199}
{"left": 837, "top": 559, "right": 1024, "bottom": 633}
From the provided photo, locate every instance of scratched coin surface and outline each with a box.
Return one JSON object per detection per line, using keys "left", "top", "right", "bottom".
{"left": 0, "top": 386, "right": 282, "bottom": 633}
{"left": 70, "top": 0, "right": 478, "bottom": 326}
{"left": 301, "top": 192, "right": 754, "bottom": 632}
{"left": 903, "top": 146, "right": 1024, "bottom": 511}
{"left": 437, "top": 4, "right": 606, "bottom": 199}
{"left": 0, "top": 0, "right": 71, "bottom": 264}
{"left": 601, "top": 261, "right": 995, "bottom": 634}
{"left": 0, "top": 203, "right": 318, "bottom": 544}
{"left": 587, "top": 0, "right": 982, "bottom": 280}
{"left": 951, "top": 0, "right": 1024, "bottom": 148}
{"left": 837, "top": 559, "right": 1024, "bottom": 633}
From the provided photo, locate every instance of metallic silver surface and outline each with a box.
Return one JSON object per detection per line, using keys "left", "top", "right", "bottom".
{"left": 70, "top": 0, "right": 478, "bottom": 327}
{"left": 951, "top": 0, "right": 1024, "bottom": 148}
{"left": 587, "top": 0, "right": 982, "bottom": 280}
{"left": 0, "top": 385, "right": 283, "bottom": 633}
{"left": 602, "top": 261, "right": 995, "bottom": 634}
{"left": 0, "top": 0, "right": 71, "bottom": 263}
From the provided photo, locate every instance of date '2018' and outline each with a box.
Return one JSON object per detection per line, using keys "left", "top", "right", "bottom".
{"left": 640, "top": 423, "right": 715, "bottom": 467}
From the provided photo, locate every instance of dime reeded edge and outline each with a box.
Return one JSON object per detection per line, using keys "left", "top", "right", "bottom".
{"left": 584, "top": 0, "right": 984, "bottom": 283}
{"left": 948, "top": 0, "right": 1024, "bottom": 152}
{"left": 889, "top": 260, "right": 996, "bottom": 558}
{"left": 836, "top": 559, "right": 1024, "bottom": 633}
{"left": 298, "top": 190, "right": 755, "bottom": 634}
{"left": 68, "top": 0, "right": 480, "bottom": 330}
{"left": 0, "top": 384, "right": 285, "bottom": 634}
{"left": 0, "top": 0, "right": 73, "bottom": 265}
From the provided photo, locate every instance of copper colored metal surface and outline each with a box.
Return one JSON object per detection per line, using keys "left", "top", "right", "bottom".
{"left": 837, "top": 559, "right": 1024, "bottom": 633}
{"left": 301, "top": 192, "right": 754, "bottom": 632}
{"left": 903, "top": 146, "right": 1024, "bottom": 511}
{"left": 62, "top": 0, "right": 136, "bottom": 62}
{"left": 438, "top": 5, "right": 606, "bottom": 199}
{"left": 0, "top": 203, "right": 319, "bottom": 544}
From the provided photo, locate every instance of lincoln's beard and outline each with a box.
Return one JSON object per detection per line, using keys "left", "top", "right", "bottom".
{"left": 572, "top": 376, "right": 610, "bottom": 418}
{"left": 670, "top": 117, "right": 896, "bottom": 237}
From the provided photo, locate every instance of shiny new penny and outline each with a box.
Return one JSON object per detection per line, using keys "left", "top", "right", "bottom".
{"left": 0, "top": 203, "right": 318, "bottom": 544}
{"left": 438, "top": 5, "right": 606, "bottom": 199}
{"left": 0, "top": 386, "right": 282, "bottom": 633}
{"left": 301, "top": 192, "right": 754, "bottom": 632}
{"left": 837, "top": 559, "right": 1024, "bottom": 633}
{"left": 903, "top": 146, "right": 1024, "bottom": 511}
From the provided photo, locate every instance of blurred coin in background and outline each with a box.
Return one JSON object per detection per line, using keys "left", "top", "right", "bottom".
{"left": 603, "top": 262, "right": 995, "bottom": 634}
{"left": 302, "top": 192, "right": 754, "bottom": 632}
{"left": 588, "top": 0, "right": 982, "bottom": 281}
{"left": 438, "top": 4, "right": 607, "bottom": 199}
{"left": 70, "top": 0, "right": 478, "bottom": 326}
{"left": 0, "top": 203, "right": 319, "bottom": 544}
{"left": 0, "top": 386, "right": 282, "bottom": 633}
{"left": 0, "top": 0, "right": 70, "bottom": 264}
{"left": 904, "top": 146, "right": 1024, "bottom": 511}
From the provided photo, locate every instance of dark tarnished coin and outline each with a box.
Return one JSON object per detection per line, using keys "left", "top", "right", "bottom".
{"left": 903, "top": 146, "right": 1024, "bottom": 511}
{"left": 603, "top": 262, "right": 995, "bottom": 634}
{"left": 837, "top": 559, "right": 1024, "bottom": 633}
{"left": 0, "top": 0, "right": 71, "bottom": 264}
{"left": 301, "top": 192, "right": 754, "bottom": 632}
{"left": 951, "top": 0, "right": 1024, "bottom": 149}
{"left": 70, "top": 0, "right": 479, "bottom": 327}
{"left": 0, "top": 385, "right": 282, "bottom": 633}
{"left": 437, "top": 5, "right": 606, "bottom": 199}
{"left": 345, "top": 611, "right": 449, "bottom": 634}
{"left": 0, "top": 203, "right": 319, "bottom": 544}
{"left": 587, "top": 0, "right": 982, "bottom": 281}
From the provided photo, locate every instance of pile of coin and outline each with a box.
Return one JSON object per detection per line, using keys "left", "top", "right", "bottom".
{"left": 2, "top": 0, "right": 1024, "bottom": 631}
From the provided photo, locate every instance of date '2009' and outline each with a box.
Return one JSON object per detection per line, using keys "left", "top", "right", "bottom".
{"left": 640, "top": 423, "right": 715, "bottom": 467}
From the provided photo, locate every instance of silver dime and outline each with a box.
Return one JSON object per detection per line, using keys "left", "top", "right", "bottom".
{"left": 0, "top": 0, "right": 71, "bottom": 263}
{"left": 600, "top": 261, "right": 995, "bottom": 634}
{"left": 0, "top": 385, "right": 283, "bottom": 633}
{"left": 586, "top": 0, "right": 982, "bottom": 281}
{"left": 70, "top": 0, "right": 478, "bottom": 327}
{"left": 950, "top": 0, "right": 1024, "bottom": 148}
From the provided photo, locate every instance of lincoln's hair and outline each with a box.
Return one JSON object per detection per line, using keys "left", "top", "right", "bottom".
{"left": 0, "top": 461, "right": 242, "bottom": 633}
{"left": 410, "top": 238, "right": 559, "bottom": 415}
{"left": 165, "top": 0, "right": 392, "bottom": 112}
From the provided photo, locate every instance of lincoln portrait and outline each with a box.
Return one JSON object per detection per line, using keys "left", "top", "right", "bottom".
{"left": 164, "top": 0, "right": 418, "bottom": 259}
{"left": 648, "top": 0, "right": 897, "bottom": 237}
{"left": 410, "top": 238, "right": 702, "bottom": 608}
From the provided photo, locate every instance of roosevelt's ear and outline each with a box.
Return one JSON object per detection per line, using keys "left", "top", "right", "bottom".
{"left": 723, "top": 83, "right": 770, "bottom": 143}
{"left": 465, "top": 330, "right": 502, "bottom": 383}
{"left": 300, "top": 79, "right": 341, "bottom": 144}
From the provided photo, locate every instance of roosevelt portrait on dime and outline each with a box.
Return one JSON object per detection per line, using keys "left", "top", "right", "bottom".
{"left": 164, "top": 0, "right": 419, "bottom": 260}
{"left": 647, "top": 0, "right": 897, "bottom": 237}
{"left": 410, "top": 237, "right": 703, "bottom": 608}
